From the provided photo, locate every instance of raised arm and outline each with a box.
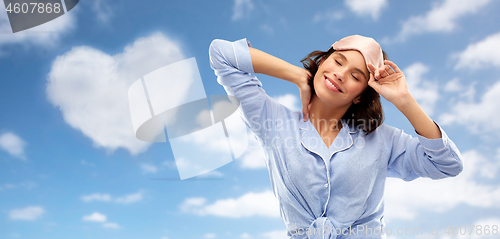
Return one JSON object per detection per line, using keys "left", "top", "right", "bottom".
{"left": 368, "top": 61, "right": 441, "bottom": 139}
{"left": 210, "top": 38, "right": 313, "bottom": 144}
{"left": 367, "top": 61, "right": 463, "bottom": 180}
{"left": 249, "top": 47, "right": 312, "bottom": 121}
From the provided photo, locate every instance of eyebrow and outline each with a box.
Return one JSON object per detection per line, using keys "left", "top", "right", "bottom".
{"left": 336, "top": 52, "right": 369, "bottom": 81}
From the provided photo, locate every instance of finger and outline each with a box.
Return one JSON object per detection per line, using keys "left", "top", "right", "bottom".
{"left": 301, "top": 95, "right": 311, "bottom": 121}
{"left": 374, "top": 68, "right": 383, "bottom": 81}
{"left": 384, "top": 60, "right": 402, "bottom": 73}
{"left": 303, "top": 109, "right": 309, "bottom": 122}
{"left": 386, "top": 65, "right": 396, "bottom": 74}
{"left": 376, "top": 74, "right": 400, "bottom": 84}
{"left": 384, "top": 65, "right": 395, "bottom": 75}
{"left": 302, "top": 103, "right": 308, "bottom": 121}
{"left": 367, "top": 63, "right": 377, "bottom": 75}
{"left": 368, "top": 70, "right": 376, "bottom": 84}
{"left": 376, "top": 69, "right": 386, "bottom": 80}
{"left": 368, "top": 73, "right": 381, "bottom": 91}
{"left": 374, "top": 67, "right": 386, "bottom": 79}
{"left": 367, "top": 64, "right": 380, "bottom": 83}
{"left": 379, "top": 65, "right": 393, "bottom": 78}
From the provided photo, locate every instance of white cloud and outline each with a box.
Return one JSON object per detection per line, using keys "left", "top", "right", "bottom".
{"left": 403, "top": 63, "right": 439, "bottom": 116}
{"left": 172, "top": 123, "right": 227, "bottom": 157}
{"left": 181, "top": 197, "right": 206, "bottom": 209}
{"left": 232, "top": 0, "right": 254, "bottom": 21}
{"left": 393, "top": 0, "right": 492, "bottom": 41}
{"left": 272, "top": 94, "right": 300, "bottom": 112}
{"left": 238, "top": 230, "right": 288, "bottom": 239}
{"left": 82, "top": 212, "right": 107, "bottom": 222}
{"left": 114, "top": 191, "right": 143, "bottom": 204}
{"left": 454, "top": 32, "right": 500, "bottom": 70}
{"left": 239, "top": 132, "right": 267, "bottom": 169}
{"left": 260, "top": 24, "right": 274, "bottom": 35}
{"left": 171, "top": 99, "right": 249, "bottom": 177}
{"left": 162, "top": 160, "right": 177, "bottom": 170}
{"left": 260, "top": 230, "right": 289, "bottom": 239}
{"left": 240, "top": 233, "right": 251, "bottom": 238}
{"left": 180, "top": 191, "right": 280, "bottom": 218}
{"left": 0, "top": 183, "right": 16, "bottom": 191}
{"left": 91, "top": 0, "right": 113, "bottom": 24}
{"left": 140, "top": 163, "right": 158, "bottom": 174}
{"left": 102, "top": 222, "right": 121, "bottom": 229}
{"left": 444, "top": 78, "right": 462, "bottom": 92}
{"left": 9, "top": 206, "right": 44, "bottom": 221}
{"left": 344, "top": 0, "right": 387, "bottom": 20}
{"left": 442, "top": 77, "right": 476, "bottom": 105}
{"left": 83, "top": 212, "right": 121, "bottom": 229}
{"left": 46, "top": 32, "right": 185, "bottom": 155}
{"left": 313, "top": 10, "right": 344, "bottom": 23}
{"left": 81, "top": 160, "right": 96, "bottom": 167}
{"left": 204, "top": 233, "right": 216, "bottom": 239}
{"left": 0, "top": 132, "right": 27, "bottom": 160}
{"left": 81, "top": 191, "right": 143, "bottom": 204}
{"left": 198, "top": 170, "right": 224, "bottom": 178}
{"left": 385, "top": 149, "right": 500, "bottom": 221}
{"left": 0, "top": 2, "right": 76, "bottom": 52}
{"left": 81, "top": 193, "right": 112, "bottom": 202}
{"left": 439, "top": 79, "right": 500, "bottom": 134}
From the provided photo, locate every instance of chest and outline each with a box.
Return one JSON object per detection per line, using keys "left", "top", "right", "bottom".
{"left": 319, "top": 131, "right": 340, "bottom": 149}
{"left": 279, "top": 132, "right": 387, "bottom": 199}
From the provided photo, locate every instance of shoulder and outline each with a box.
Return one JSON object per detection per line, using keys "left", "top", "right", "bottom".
{"left": 266, "top": 98, "right": 304, "bottom": 132}
{"left": 376, "top": 123, "right": 401, "bottom": 134}
{"left": 344, "top": 121, "right": 400, "bottom": 136}
{"left": 273, "top": 102, "right": 303, "bottom": 128}
{"left": 348, "top": 123, "right": 405, "bottom": 148}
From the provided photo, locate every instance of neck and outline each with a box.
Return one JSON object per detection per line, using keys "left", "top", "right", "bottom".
{"left": 308, "top": 94, "right": 351, "bottom": 135}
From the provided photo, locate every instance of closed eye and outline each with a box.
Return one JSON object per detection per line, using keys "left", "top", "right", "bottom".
{"left": 335, "top": 60, "right": 342, "bottom": 66}
{"left": 352, "top": 74, "right": 359, "bottom": 81}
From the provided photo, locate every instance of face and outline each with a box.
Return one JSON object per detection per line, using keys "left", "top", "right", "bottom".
{"left": 313, "top": 50, "right": 370, "bottom": 108}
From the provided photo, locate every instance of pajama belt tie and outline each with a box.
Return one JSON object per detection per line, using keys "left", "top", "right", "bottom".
{"left": 308, "top": 216, "right": 337, "bottom": 239}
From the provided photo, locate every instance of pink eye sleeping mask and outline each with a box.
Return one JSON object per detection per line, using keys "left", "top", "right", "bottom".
{"left": 332, "top": 35, "right": 384, "bottom": 75}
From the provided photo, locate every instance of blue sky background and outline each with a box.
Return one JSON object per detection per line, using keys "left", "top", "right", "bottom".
{"left": 1, "top": 0, "right": 500, "bottom": 238}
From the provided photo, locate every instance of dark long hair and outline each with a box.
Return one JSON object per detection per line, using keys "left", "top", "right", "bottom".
{"left": 300, "top": 47, "right": 388, "bottom": 135}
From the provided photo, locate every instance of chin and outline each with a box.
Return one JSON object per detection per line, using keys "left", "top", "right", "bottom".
{"left": 314, "top": 85, "right": 337, "bottom": 106}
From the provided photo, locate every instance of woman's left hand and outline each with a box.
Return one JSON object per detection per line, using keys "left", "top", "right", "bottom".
{"left": 367, "top": 60, "right": 411, "bottom": 107}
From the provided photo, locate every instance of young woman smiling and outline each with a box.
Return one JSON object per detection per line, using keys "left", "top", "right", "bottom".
{"left": 209, "top": 35, "right": 463, "bottom": 239}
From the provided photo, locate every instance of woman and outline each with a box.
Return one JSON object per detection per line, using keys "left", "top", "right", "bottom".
{"left": 209, "top": 35, "right": 463, "bottom": 239}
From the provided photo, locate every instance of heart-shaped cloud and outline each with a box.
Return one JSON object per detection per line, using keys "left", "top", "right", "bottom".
{"left": 46, "top": 32, "right": 185, "bottom": 154}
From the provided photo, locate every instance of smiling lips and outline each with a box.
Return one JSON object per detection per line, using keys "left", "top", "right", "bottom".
{"left": 324, "top": 76, "right": 343, "bottom": 93}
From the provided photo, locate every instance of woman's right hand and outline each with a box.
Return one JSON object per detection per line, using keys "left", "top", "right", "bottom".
{"left": 249, "top": 47, "right": 313, "bottom": 121}
{"left": 296, "top": 68, "right": 312, "bottom": 122}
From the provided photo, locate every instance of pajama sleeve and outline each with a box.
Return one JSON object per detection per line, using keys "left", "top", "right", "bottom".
{"left": 383, "top": 122, "right": 464, "bottom": 181}
{"left": 209, "top": 38, "right": 286, "bottom": 145}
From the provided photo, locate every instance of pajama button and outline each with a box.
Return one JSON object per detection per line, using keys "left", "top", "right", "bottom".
{"left": 324, "top": 183, "right": 328, "bottom": 188}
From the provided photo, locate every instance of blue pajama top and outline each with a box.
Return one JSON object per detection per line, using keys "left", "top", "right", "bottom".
{"left": 208, "top": 38, "right": 463, "bottom": 239}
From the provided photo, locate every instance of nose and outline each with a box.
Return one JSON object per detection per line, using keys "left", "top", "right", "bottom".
{"left": 334, "top": 69, "right": 347, "bottom": 82}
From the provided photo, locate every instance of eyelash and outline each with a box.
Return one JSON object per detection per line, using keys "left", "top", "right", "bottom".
{"left": 335, "top": 59, "right": 359, "bottom": 81}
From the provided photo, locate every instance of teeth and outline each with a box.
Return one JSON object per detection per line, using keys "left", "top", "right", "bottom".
{"left": 326, "top": 78, "right": 339, "bottom": 91}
